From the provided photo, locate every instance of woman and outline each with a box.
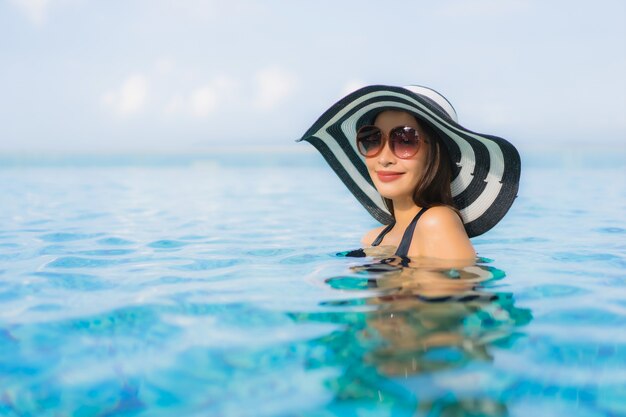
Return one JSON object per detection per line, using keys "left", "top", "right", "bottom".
{"left": 359, "top": 109, "right": 475, "bottom": 260}
{"left": 299, "top": 85, "right": 520, "bottom": 261}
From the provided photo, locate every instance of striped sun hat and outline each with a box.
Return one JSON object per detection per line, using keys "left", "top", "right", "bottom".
{"left": 297, "top": 84, "right": 520, "bottom": 238}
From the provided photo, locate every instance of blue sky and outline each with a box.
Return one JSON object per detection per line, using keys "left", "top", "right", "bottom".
{"left": 1, "top": 0, "right": 624, "bottom": 154}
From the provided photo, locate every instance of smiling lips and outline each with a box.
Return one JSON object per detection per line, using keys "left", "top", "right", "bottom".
{"left": 376, "top": 171, "right": 404, "bottom": 182}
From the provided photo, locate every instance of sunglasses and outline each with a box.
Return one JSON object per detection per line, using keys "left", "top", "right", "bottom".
{"left": 356, "top": 125, "right": 422, "bottom": 159}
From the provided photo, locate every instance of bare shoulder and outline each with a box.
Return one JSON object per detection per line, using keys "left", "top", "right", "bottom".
{"left": 361, "top": 225, "right": 387, "bottom": 247}
{"left": 412, "top": 206, "right": 476, "bottom": 260}
{"left": 418, "top": 206, "right": 466, "bottom": 230}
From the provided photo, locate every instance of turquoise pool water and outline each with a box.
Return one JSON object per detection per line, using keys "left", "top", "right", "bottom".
{"left": 0, "top": 149, "right": 625, "bottom": 417}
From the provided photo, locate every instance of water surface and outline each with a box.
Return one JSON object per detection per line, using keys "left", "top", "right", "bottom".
{"left": 0, "top": 149, "right": 624, "bottom": 416}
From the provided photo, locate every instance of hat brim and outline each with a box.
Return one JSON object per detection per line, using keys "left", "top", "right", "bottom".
{"left": 298, "top": 85, "right": 520, "bottom": 238}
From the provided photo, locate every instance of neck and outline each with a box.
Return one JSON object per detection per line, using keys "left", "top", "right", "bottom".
{"left": 391, "top": 196, "right": 421, "bottom": 227}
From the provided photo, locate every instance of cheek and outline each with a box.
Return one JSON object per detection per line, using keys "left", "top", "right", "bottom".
{"left": 410, "top": 151, "right": 429, "bottom": 179}
{"left": 404, "top": 160, "right": 425, "bottom": 182}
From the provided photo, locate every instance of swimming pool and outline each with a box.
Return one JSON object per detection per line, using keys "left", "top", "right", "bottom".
{"left": 1, "top": 148, "right": 624, "bottom": 416}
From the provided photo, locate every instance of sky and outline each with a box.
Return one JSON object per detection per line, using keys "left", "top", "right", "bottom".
{"left": 1, "top": 0, "right": 625, "bottom": 154}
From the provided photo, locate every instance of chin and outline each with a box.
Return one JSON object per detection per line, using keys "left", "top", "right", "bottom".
{"left": 375, "top": 185, "right": 413, "bottom": 201}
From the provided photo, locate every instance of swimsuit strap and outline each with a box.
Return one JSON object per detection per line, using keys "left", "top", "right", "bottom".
{"left": 371, "top": 222, "right": 395, "bottom": 246}
{"left": 394, "top": 207, "right": 430, "bottom": 257}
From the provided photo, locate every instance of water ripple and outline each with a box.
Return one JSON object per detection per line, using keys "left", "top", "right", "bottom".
{"left": 594, "top": 227, "right": 626, "bottom": 234}
{"left": 38, "top": 245, "right": 70, "bottom": 255}
{"left": 75, "top": 249, "right": 136, "bottom": 256}
{"left": 0, "top": 243, "right": 20, "bottom": 249}
{"left": 521, "top": 284, "right": 589, "bottom": 299}
{"left": 552, "top": 251, "right": 626, "bottom": 268}
{"left": 280, "top": 253, "right": 328, "bottom": 264}
{"left": 46, "top": 256, "right": 129, "bottom": 268}
{"left": 39, "top": 232, "right": 102, "bottom": 242}
{"left": 97, "top": 237, "right": 135, "bottom": 246}
{"left": 31, "top": 272, "right": 113, "bottom": 291}
{"left": 170, "top": 258, "right": 243, "bottom": 271}
{"left": 148, "top": 240, "right": 189, "bottom": 249}
{"left": 246, "top": 248, "right": 294, "bottom": 257}
{"left": 541, "top": 308, "right": 626, "bottom": 326}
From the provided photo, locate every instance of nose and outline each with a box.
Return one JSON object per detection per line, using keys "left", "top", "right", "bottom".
{"left": 377, "top": 138, "right": 396, "bottom": 166}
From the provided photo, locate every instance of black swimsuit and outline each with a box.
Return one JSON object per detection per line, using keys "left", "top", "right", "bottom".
{"left": 371, "top": 207, "right": 430, "bottom": 257}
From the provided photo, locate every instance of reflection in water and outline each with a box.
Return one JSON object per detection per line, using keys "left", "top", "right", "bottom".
{"left": 290, "top": 250, "right": 533, "bottom": 416}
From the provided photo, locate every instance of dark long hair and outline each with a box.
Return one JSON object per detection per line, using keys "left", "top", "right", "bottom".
{"left": 383, "top": 118, "right": 459, "bottom": 218}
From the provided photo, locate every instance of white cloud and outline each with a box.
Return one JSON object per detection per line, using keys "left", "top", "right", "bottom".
{"left": 190, "top": 86, "right": 218, "bottom": 117}
{"left": 101, "top": 65, "right": 293, "bottom": 119}
{"left": 253, "top": 67, "right": 298, "bottom": 110}
{"left": 10, "top": 0, "right": 53, "bottom": 25}
{"left": 171, "top": 75, "right": 239, "bottom": 118}
{"left": 102, "top": 74, "right": 149, "bottom": 116}
{"left": 208, "top": 75, "right": 240, "bottom": 104}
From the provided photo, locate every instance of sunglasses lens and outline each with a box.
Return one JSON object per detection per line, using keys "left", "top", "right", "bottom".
{"left": 390, "top": 127, "right": 420, "bottom": 158}
{"left": 356, "top": 126, "right": 382, "bottom": 157}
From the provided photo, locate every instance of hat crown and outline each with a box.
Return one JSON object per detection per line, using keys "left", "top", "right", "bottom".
{"left": 402, "top": 85, "right": 458, "bottom": 123}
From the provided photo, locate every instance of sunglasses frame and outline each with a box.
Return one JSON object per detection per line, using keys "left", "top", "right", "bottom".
{"left": 355, "top": 125, "right": 423, "bottom": 159}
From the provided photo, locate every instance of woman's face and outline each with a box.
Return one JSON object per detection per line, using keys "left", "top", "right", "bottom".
{"left": 364, "top": 110, "right": 430, "bottom": 202}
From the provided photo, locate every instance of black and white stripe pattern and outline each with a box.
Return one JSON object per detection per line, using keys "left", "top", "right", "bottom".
{"left": 298, "top": 85, "right": 520, "bottom": 238}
